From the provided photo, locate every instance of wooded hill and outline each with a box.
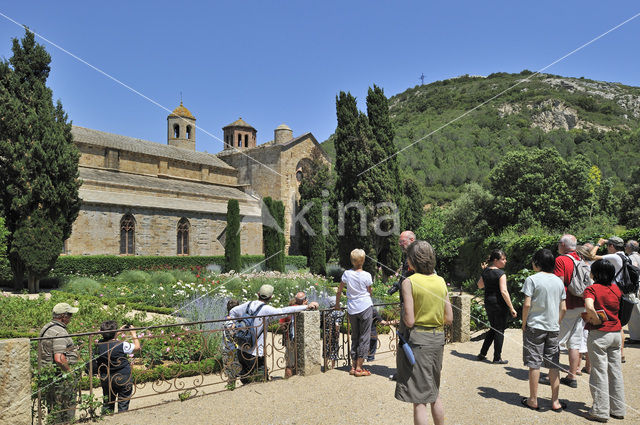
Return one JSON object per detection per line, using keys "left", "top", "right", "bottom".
{"left": 321, "top": 71, "right": 640, "bottom": 204}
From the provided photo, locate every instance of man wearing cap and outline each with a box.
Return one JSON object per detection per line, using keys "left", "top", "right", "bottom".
{"left": 38, "top": 303, "right": 80, "bottom": 423}
{"left": 229, "top": 285, "right": 318, "bottom": 384}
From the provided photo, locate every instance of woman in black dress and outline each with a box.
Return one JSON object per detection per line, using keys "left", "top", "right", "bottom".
{"left": 476, "top": 249, "right": 517, "bottom": 363}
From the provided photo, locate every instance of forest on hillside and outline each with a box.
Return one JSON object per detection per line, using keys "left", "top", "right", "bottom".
{"left": 322, "top": 71, "right": 640, "bottom": 204}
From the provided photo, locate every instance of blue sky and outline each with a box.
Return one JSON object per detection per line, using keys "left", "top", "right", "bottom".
{"left": 0, "top": 2, "right": 639, "bottom": 154}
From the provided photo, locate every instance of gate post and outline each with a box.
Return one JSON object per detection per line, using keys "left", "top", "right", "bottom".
{"left": 0, "top": 338, "right": 31, "bottom": 425}
{"left": 450, "top": 294, "right": 472, "bottom": 343}
{"left": 294, "top": 310, "right": 321, "bottom": 376}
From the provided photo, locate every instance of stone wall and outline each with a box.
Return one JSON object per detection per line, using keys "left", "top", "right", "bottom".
{"left": 218, "top": 136, "right": 330, "bottom": 254}
{"left": 0, "top": 338, "right": 30, "bottom": 425}
{"left": 67, "top": 204, "right": 263, "bottom": 256}
{"left": 77, "top": 144, "right": 239, "bottom": 186}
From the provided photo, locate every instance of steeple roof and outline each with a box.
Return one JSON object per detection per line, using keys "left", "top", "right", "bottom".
{"left": 169, "top": 101, "right": 195, "bottom": 120}
{"left": 223, "top": 117, "right": 255, "bottom": 130}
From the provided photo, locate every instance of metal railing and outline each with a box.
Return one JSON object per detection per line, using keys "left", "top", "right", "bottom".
{"left": 321, "top": 302, "right": 452, "bottom": 371}
{"left": 31, "top": 312, "right": 297, "bottom": 424}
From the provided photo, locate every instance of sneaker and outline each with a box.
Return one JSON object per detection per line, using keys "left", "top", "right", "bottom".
{"left": 560, "top": 376, "right": 578, "bottom": 388}
{"left": 610, "top": 414, "right": 624, "bottom": 420}
{"left": 476, "top": 354, "right": 486, "bottom": 361}
{"left": 492, "top": 359, "right": 508, "bottom": 364}
{"left": 539, "top": 375, "right": 550, "bottom": 385}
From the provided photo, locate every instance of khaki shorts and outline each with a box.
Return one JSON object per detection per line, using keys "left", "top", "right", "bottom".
{"left": 523, "top": 325, "right": 560, "bottom": 370}
{"left": 559, "top": 307, "right": 585, "bottom": 351}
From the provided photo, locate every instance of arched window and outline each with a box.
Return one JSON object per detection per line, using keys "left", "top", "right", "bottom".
{"left": 237, "top": 134, "right": 242, "bottom": 147}
{"left": 244, "top": 134, "right": 248, "bottom": 147}
{"left": 186, "top": 125, "right": 192, "bottom": 140}
{"left": 120, "top": 215, "right": 135, "bottom": 255}
{"left": 177, "top": 218, "right": 190, "bottom": 255}
{"left": 173, "top": 124, "right": 180, "bottom": 138}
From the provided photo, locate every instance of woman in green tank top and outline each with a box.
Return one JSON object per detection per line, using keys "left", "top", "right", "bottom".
{"left": 395, "top": 240, "right": 453, "bottom": 425}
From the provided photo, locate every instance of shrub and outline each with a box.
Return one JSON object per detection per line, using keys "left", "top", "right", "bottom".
{"left": 149, "top": 271, "right": 177, "bottom": 286}
{"left": 116, "top": 270, "right": 150, "bottom": 284}
{"left": 61, "top": 277, "right": 101, "bottom": 296}
{"left": 51, "top": 255, "right": 307, "bottom": 277}
{"left": 169, "top": 269, "right": 197, "bottom": 284}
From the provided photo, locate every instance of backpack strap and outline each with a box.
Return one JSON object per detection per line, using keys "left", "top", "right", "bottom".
{"left": 614, "top": 252, "right": 629, "bottom": 281}
{"left": 39, "top": 322, "right": 64, "bottom": 338}
{"left": 246, "top": 302, "right": 267, "bottom": 340}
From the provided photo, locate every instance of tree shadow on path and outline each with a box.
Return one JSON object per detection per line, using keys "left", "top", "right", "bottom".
{"left": 503, "top": 366, "right": 528, "bottom": 381}
{"left": 449, "top": 350, "right": 480, "bottom": 362}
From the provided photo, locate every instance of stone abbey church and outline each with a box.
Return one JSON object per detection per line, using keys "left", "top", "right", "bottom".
{"left": 66, "top": 103, "right": 329, "bottom": 257}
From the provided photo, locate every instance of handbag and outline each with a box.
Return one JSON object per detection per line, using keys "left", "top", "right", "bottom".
{"left": 607, "top": 286, "right": 638, "bottom": 327}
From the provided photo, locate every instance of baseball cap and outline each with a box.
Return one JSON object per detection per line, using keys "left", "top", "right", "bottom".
{"left": 606, "top": 236, "right": 624, "bottom": 247}
{"left": 52, "top": 302, "right": 79, "bottom": 314}
{"left": 257, "top": 284, "right": 274, "bottom": 299}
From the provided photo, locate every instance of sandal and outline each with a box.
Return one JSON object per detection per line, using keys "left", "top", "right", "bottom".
{"left": 349, "top": 368, "right": 356, "bottom": 375}
{"left": 354, "top": 369, "right": 371, "bottom": 377}
{"left": 551, "top": 401, "right": 567, "bottom": 412}
{"left": 520, "top": 397, "right": 539, "bottom": 411}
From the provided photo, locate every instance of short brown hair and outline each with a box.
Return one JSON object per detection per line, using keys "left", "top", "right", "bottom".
{"left": 407, "top": 241, "right": 436, "bottom": 275}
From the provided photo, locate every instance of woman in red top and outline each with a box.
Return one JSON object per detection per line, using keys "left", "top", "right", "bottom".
{"left": 583, "top": 259, "right": 625, "bottom": 422}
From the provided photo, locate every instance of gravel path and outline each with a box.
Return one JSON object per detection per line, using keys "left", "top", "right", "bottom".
{"left": 100, "top": 329, "right": 640, "bottom": 425}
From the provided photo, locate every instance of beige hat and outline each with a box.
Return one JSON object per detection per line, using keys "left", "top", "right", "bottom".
{"left": 53, "top": 302, "right": 79, "bottom": 314}
{"left": 257, "top": 284, "right": 274, "bottom": 299}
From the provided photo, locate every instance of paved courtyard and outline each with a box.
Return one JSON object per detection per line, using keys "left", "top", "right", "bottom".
{"left": 100, "top": 329, "right": 640, "bottom": 425}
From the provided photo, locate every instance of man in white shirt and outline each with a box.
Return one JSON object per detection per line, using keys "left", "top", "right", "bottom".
{"left": 229, "top": 284, "right": 318, "bottom": 384}
{"left": 625, "top": 240, "right": 640, "bottom": 268}
{"left": 592, "top": 237, "right": 626, "bottom": 282}
{"left": 624, "top": 240, "right": 640, "bottom": 342}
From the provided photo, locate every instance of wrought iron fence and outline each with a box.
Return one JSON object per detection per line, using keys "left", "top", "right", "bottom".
{"left": 321, "top": 302, "right": 452, "bottom": 371}
{"left": 31, "top": 312, "right": 297, "bottom": 424}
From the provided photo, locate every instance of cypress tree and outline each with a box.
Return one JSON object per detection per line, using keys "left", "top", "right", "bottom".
{"left": 401, "top": 177, "right": 424, "bottom": 232}
{"left": 224, "top": 199, "right": 241, "bottom": 272}
{"left": 274, "top": 199, "right": 286, "bottom": 272}
{"left": 0, "top": 30, "right": 81, "bottom": 291}
{"left": 262, "top": 197, "right": 285, "bottom": 272}
{"left": 366, "top": 85, "right": 402, "bottom": 274}
{"left": 307, "top": 197, "right": 326, "bottom": 275}
{"left": 333, "top": 92, "right": 376, "bottom": 274}
{"left": 298, "top": 151, "right": 333, "bottom": 272}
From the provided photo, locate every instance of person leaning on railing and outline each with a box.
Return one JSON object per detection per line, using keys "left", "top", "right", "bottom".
{"left": 95, "top": 320, "right": 141, "bottom": 414}
{"left": 38, "top": 303, "right": 80, "bottom": 424}
{"left": 395, "top": 240, "right": 453, "bottom": 425}
{"left": 229, "top": 285, "right": 319, "bottom": 384}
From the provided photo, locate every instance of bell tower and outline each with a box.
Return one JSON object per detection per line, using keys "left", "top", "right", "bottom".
{"left": 222, "top": 118, "right": 257, "bottom": 150}
{"left": 167, "top": 102, "right": 196, "bottom": 150}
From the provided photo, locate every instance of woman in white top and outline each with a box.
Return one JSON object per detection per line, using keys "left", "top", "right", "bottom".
{"left": 335, "top": 248, "right": 374, "bottom": 377}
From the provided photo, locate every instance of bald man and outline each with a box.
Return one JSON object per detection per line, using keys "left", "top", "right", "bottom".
{"left": 388, "top": 231, "right": 416, "bottom": 296}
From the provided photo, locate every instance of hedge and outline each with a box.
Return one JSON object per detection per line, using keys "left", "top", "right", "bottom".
{"left": 487, "top": 227, "right": 640, "bottom": 276}
{"left": 48, "top": 255, "right": 307, "bottom": 277}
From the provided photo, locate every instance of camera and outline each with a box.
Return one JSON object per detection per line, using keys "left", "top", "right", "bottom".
{"left": 387, "top": 281, "right": 401, "bottom": 296}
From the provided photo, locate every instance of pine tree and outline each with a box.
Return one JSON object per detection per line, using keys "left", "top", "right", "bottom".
{"left": 0, "top": 30, "right": 81, "bottom": 291}
{"left": 224, "top": 199, "right": 241, "bottom": 272}
{"left": 366, "top": 85, "right": 402, "bottom": 274}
